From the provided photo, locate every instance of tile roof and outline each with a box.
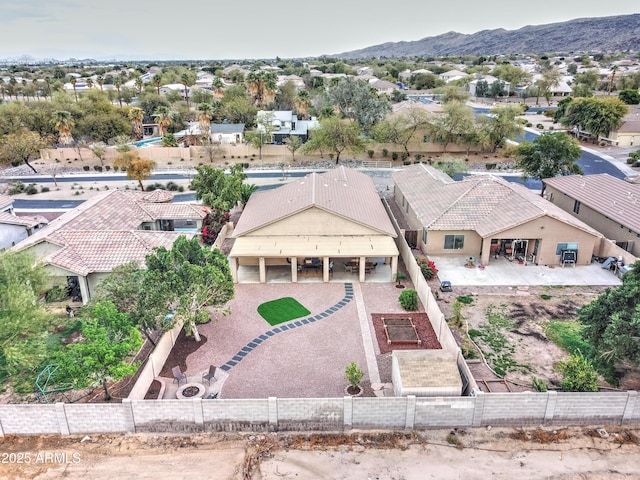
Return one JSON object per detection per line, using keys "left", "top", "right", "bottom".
{"left": 543, "top": 174, "right": 640, "bottom": 233}
{"left": 0, "top": 212, "right": 48, "bottom": 228}
{"left": 13, "top": 189, "right": 205, "bottom": 275}
{"left": 0, "top": 194, "right": 13, "bottom": 211}
{"left": 234, "top": 166, "right": 396, "bottom": 237}
{"left": 393, "top": 163, "right": 601, "bottom": 238}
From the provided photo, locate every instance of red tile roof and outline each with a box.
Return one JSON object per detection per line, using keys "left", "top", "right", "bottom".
{"left": 393, "top": 163, "right": 601, "bottom": 237}
{"left": 234, "top": 166, "right": 396, "bottom": 237}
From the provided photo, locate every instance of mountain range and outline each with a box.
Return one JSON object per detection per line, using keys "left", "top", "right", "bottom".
{"left": 335, "top": 14, "right": 640, "bottom": 59}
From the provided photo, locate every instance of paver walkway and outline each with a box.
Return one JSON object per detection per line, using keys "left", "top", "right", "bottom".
{"left": 219, "top": 283, "right": 354, "bottom": 372}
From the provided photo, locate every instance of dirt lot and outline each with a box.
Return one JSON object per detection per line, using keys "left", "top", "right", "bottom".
{"left": 435, "top": 284, "right": 640, "bottom": 391}
{"left": 1, "top": 427, "right": 639, "bottom": 479}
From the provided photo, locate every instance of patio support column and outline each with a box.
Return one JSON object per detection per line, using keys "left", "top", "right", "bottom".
{"left": 323, "top": 256, "right": 330, "bottom": 282}
{"left": 259, "top": 257, "right": 266, "bottom": 283}
{"left": 78, "top": 275, "right": 90, "bottom": 304}
{"left": 230, "top": 257, "right": 238, "bottom": 283}
{"left": 391, "top": 256, "right": 398, "bottom": 279}
{"left": 480, "top": 239, "right": 491, "bottom": 266}
{"left": 291, "top": 257, "right": 298, "bottom": 283}
{"left": 358, "top": 256, "right": 366, "bottom": 282}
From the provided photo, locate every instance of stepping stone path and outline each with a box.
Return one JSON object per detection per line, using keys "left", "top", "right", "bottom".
{"left": 219, "top": 283, "right": 354, "bottom": 372}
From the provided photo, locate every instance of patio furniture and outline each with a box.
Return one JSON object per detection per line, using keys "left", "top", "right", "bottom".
{"left": 172, "top": 366, "right": 187, "bottom": 385}
{"left": 202, "top": 365, "right": 217, "bottom": 385}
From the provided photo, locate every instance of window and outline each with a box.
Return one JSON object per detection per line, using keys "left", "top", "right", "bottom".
{"left": 573, "top": 200, "right": 581, "bottom": 214}
{"left": 444, "top": 235, "right": 464, "bottom": 250}
{"left": 422, "top": 227, "right": 427, "bottom": 244}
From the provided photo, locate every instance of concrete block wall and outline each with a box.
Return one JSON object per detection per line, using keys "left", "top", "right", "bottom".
{"left": 276, "top": 398, "right": 344, "bottom": 431}
{"left": 64, "top": 403, "right": 132, "bottom": 434}
{"left": 414, "top": 397, "right": 475, "bottom": 428}
{"left": 0, "top": 404, "right": 61, "bottom": 435}
{"left": 352, "top": 398, "right": 407, "bottom": 429}
{"left": 0, "top": 391, "right": 639, "bottom": 435}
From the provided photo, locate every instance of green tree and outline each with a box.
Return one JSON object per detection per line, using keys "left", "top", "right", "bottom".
{"left": 140, "top": 236, "right": 234, "bottom": 342}
{"left": 558, "top": 351, "right": 599, "bottom": 392}
{"left": 0, "top": 251, "right": 52, "bottom": 377}
{"left": 557, "top": 97, "right": 628, "bottom": 141}
{"left": 93, "top": 261, "right": 144, "bottom": 315}
{"left": 428, "top": 101, "right": 475, "bottom": 153}
{"left": 474, "top": 80, "right": 489, "bottom": 98}
{"left": 477, "top": 104, "right": 524, "bottom": 152}
{"left": 433, "top": 156, "right": 470, "bottom": 178}
{"left": 56, "top": 301, "right": 142, "bottom": 400}
{"left": 0, "top": 129, "right": 49, "bottom": 173}
{"left": 516, "top": 132, "right": 582, "bottom": 191}
{"left": 191, "top": 164, "right": 248, "bottom": 210}
{"left": 303, "top": 117, "right": 365, "bottom": 163}
{"left": 618, "top": 89, "right": 640, "bottom": 105}
{"left": 373, "top": 107, "right": 432, "bottom": 156}
{"left": 578, "top": 261, "right": 640, "bottom": 373}
{"left": 284, "top": 135, "right": 303, "bottom": 161}
{"left": 327, "top": 77, "right": 391, "bottom": 130}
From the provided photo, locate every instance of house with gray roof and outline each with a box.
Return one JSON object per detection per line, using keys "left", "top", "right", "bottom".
{"left": 393, "top": 164, "right": 603, "bottom": 266}
{"left": 13, "top": 190, "right": 207, "bottom": 303}
{"left": 230, "top": 166, "right": 399, "bottom": 283}
{"left": 543, "top": 173, "right": 640, "bottom": 258}
{"left": 256, "top": 111, "right": 319, "bottom": 144}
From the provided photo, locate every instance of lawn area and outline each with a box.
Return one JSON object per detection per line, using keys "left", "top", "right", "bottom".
{"left": 543, "top": 320, "right": 592, "bottom": 357}
{"left": 257, "top": 297, "right": 311, "bottom": 326}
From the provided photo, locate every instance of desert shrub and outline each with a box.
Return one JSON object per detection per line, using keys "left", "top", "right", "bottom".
{"left": 403, "top": 160, "right": 411, "bottom": 165}
{"left": 401, "top": 152, "right": 409, "bottom": 161}
{"left": 457, "top": 295, "right": 474, "bottom": 305}
{"left": 40, "top": 186, "right": 50, "bottom": 193}
{"left": 558, "top": 351, "right": 599, "bottom": 392}
{"left": 391, "top": 152, "right": 399, "bottom": 161}
{"left": 382, "top": 148, "right": 388, "bottom": 157}
{"left": 25, "top": 184, "right": 38, "bottom": 195}
{"left": 398, "top": 289, "right": 418, "bottom": 311}
{"left": 93, "top": 165, "right": 103, "bottom": 172}
{"left": 526, "top": 122, "right": 532, "bottom": 127}
{"left": 633, "top": 160, "right": 640, "bottom": 168}
{"left": 536, "top": 124, "right": 544, "bottom": 130}
{"left": 486, "top": 163, "right": 496, "bottom": 170}
{"left": 8, "top": 181, "right": 25, "bottom": 194}
{"left": 178, "top": 186, "right": 185, "bottom": 192}
{"left": 83, "top": 166, "right": 90, "bottom": 171}
{"left": 531, "top": 376, "right": 548, "bottom": 392}
{"left": 344, "top": 361, "right": 364, "bottom": 388}
{"left": 165, "top": 181, "right": 179, "bottom": 191}
{"left": 414, "top": 154, "right": 422, "bottom": 161}
{"left": 367, "top": 150, "right": 374, "bottom": 158}
{"left": 104, "top": 165, "right": 111, "bottom": 171}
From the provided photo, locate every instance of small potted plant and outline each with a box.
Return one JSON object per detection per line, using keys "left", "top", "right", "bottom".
{"left": 344, "top": 361, "right": 364, "bottom": 396}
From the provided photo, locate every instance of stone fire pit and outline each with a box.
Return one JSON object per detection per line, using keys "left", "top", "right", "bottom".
{"left": 176, "top": 382, "right": 206, "bottom": 399}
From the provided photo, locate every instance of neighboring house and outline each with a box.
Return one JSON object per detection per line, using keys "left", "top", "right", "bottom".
{"left": 469, "top": 75, "right": 511, "bottom": 97}
{"left": 393, "top": 164, "right": 603, "bottom": 266}
{"left": 256, "top": 111, "right": 318, "bottom": 144}
{"left": 607, "top": 113, "right": 640, "bottom": 147}
{"left": 439, "top": 70, "right": 469, "bottom": 83}
{"left": 276, "top": 74, "right": 305, "bottom": 90}
{"left": 543, "top": 174, "right": 640, "bottom": 258}
{"left": 370, "top": 79, "right": 399, "bottom": 95}
{"left": 210, "top": 123, "right": 245, "bottom": 144}
{"left": 0, "top": 194, "right": 48, "bottom": 251}
{"left": 230, "top": 166, "right": 399, "bottom": 283}
{"left": 12, "top": 190, "right": 207, "bottom": 303}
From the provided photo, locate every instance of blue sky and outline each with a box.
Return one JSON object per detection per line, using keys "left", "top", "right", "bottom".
{"left": 0, "top": 0, "right": 637, "bottom": 60}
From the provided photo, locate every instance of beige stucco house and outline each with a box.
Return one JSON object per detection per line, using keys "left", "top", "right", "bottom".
{"left": 230, "top": 166, "right": 399, "bottom": 283}
{"left": 543, "top": 173, "right": 640, "bottom": 258}
{"left": 13, "top": 189, "right": 206, "bottom": 303}
{"left": 0, "top": 194, "right": 49, "bottom": 251}
{"left": 607, "top": 113, "right": 640, "bottom": 147}
{"left": 393, "top": 164, "right": 603, "bottom": 266}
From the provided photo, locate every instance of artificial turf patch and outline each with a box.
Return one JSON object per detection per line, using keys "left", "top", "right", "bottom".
{"left": 257, "top": 297, "right": 311, "bottom": 326}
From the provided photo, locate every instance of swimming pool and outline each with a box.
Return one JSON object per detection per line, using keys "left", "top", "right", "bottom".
{"left": 134, "top": 137, "right": 163, "bottom": 147}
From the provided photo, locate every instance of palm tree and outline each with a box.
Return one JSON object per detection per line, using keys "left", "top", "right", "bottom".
{"left": 1, "top": 78, "right": 7, "bottom": 101}
{"left": 153, "top": 106, "right": 172, "bottom": 137}
{"left": 134, "top": 77, "right": 143, "bottom": 95}
{"left": 128, "top": 107, "right": 145, "bottom": 140}
{"left": 609, "top": 65, "right": 619, "bottom": 95}
{"left": 32, "top": 79, "right": 39, "bottom": 99}
{"left": 152, "top": 74, "right": 162, "bottom": 95}
{"left": 21, "top": 79, "right": 27, "bottom": 100}
{"left": 70, "top": 77, "right": 78, "bottom": 102}
{"left": 180, "top": 72, "right": 192, "bottom": 109}
{"left": 53, "top": 110, "right": 75, "bottom": 145}
{"left": 44, "top": 76, "right": 52, "bottom": 99}
{"left": 211, "top": 77, "right": 224, "bottom": 99}
{"left": 295, "top": 90, "right": 311, "bottom": 119}
{"left": 96, "top": 75, "right": 104, "bottom": 91}
{"left": 114, "top": 75, "right": 123, "bottom": 108}
{"left": 86, "top": 78, "right": 94, "bottom": 90}
{"left": 197, "top": 103, "right": 213, "bottom": 142}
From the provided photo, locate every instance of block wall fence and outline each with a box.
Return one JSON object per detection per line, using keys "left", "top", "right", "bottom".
{"left": 0, "top": 391, "right": 638, "bottom": 436}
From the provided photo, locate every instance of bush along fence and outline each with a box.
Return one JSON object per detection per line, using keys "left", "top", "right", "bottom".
{"left": 0, "top": 391, "right": 638, "bottom": 436}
